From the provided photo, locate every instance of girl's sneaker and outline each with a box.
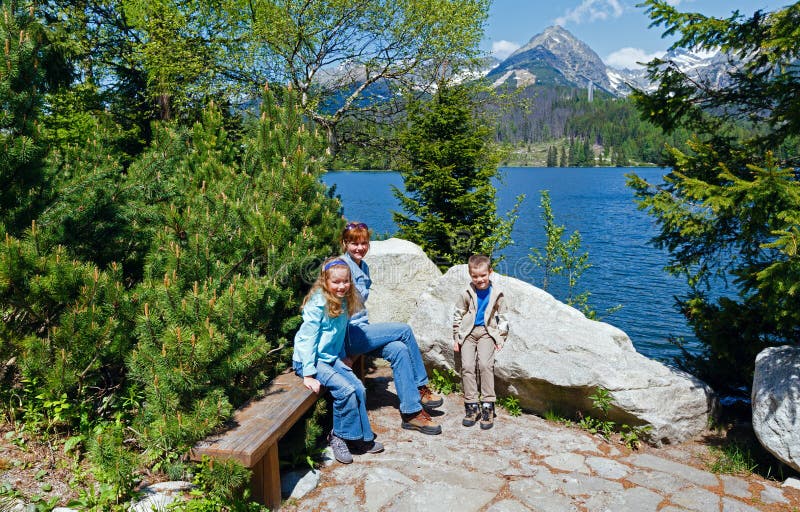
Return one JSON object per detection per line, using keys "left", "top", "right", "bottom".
{"left": 349, "top": 439, "right": 384, "bottom": 454}
{"left": 327, "top": 432, "right": 353, "bottom": 464}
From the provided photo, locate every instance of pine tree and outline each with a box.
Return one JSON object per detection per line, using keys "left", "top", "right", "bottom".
{"left": 393, "top": 83, "right": 519, "bottom": 269}
{"left": 629, "top": 1, "right": 800, "bottom": 393}
{"left": 0, "top": 3, "right": 69, "bottom": 234}
{"left": 127, "top": 88, "right": 343, "bottom": 456}
{"left": 546, "top": 145, "right": 558, "bottom": 167}
{"left": 559, "top": 145, "right": 568, "bottom": 167}
{"left": 0, "top": 223, "right": 134, "bottom": 427}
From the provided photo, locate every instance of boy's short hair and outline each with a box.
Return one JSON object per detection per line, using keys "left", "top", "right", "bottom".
{"left": 467, "top": 254, "right": 491, "bottom": 270}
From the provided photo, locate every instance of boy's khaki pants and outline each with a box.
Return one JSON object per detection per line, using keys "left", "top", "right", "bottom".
{"left": 460, "top": 325, "right": 496, "bottom": 403}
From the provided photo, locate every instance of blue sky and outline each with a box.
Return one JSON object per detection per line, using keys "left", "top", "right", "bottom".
{"left": 483, "top": 0, "right": 790, "bottom": 68}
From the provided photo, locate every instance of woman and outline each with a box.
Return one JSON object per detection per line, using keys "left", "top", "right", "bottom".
{"left": 341, "top": 221, "right": 443, "bottom": 435}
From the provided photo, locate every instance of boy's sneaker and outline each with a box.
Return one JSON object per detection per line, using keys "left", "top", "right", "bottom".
{"left": 349, "top": 439, "right": 384, "bottom": 455}
{"left": 419, "top": 385, "right": 444, "bottom": 409}
{"left": 401, "top": 409, "right": 442, "bottom": 435}
{"left": 327, "top": 432, "right": 353, "bottom": 464}
{"left": 462, "top": 403, "right": 481, "bottom": 427}
{"left": 480, "top": 402, "right": 495, "bottom": 430}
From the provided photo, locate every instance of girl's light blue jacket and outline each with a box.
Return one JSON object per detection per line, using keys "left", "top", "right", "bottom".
{"left": 292, "top": 291, "right": 349, "bottom": 377}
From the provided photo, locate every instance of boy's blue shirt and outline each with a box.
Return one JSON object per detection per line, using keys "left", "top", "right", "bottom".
{"left": 474, "top": 285, "right": 491, "bottom": 326}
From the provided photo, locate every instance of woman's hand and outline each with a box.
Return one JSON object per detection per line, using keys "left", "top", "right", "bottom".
{"left": 453, "top": 341, "right": 460, "bottom": 353}
{"left": 303, "top": 376, "right": 322, "bottom": 394}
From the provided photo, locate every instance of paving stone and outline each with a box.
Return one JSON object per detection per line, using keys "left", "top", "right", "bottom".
{"left": 387, "top": 482, "right": 495, "bottom": 512}
{"left": 586, "top": 456, "right": 631, "bottom": 479}
{"left": 581, "top": 486, "right": 663, "bottom": 512}
{"left": 418, "top": 465, "right": 505, "bottom": 493}
{"left": 760, "top": 485, "right": 788, "bottom": 504}
{"left": 281, "top": 469, "right": 320, "bottom": 500}
{"left": 309, "top": 484, "right": 366, "bottom": 511}
{"left": 722, "top": 497, "right": 762, "bottom": 512}
{"left": 625, "top": 453, "right": 718, "bottom": 487}
{"left": 543, "top": 453, "right": 588, "bottom": 473}
{"left": 508, "top": 479, "right": 578, "bottom": 512}
{"left": 720, "top": 474, "right": 751, "bottom": 499}
{"left": 783, "top": 477, "right": 800, "bottom": 490}
{"left": 362, "top": 467, "right": 415, "bottom": 512}
{"left": 484, "top": 499, "right": 534, "bottom": 512}
{"left": 670, "top": 486, "right": 721, "bottom": 512}
{"left": 560, "top": 473, "right": 624, "bottom": 496}
{"left": 660, "top": 507, "right": 693, "bottom": 512}
{"left": 625, "top": 469, "right": 693, "bottom": 495}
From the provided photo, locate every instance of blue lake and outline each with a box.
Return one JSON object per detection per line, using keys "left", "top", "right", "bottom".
{"left": 322, "top": 167, "right": 700, "bottom": 362}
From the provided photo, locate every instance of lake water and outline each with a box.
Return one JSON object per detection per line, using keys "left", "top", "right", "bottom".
{"left": 322, "top": 167, "right": 699, "bottom": 362}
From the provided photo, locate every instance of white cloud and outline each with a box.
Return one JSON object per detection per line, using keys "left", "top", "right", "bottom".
{"left": 554, "top": 0, "right": 624, "bottom": 26}
{"left": 605, "top": 47, "right": 665, "bottom": 69}
{"left": 492, "top": 40, "right": 521, "bottom": 60}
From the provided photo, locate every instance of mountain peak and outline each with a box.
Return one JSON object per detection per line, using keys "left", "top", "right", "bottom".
{"left": 509, "top": 25, "right": 589, "bottom": 60}
{"left": 488, "top": 25, "right": 612, "bottom": 92}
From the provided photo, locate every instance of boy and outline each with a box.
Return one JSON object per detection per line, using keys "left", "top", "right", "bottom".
{"left": 453, "top": 254, "right": 509, "bottom": 430}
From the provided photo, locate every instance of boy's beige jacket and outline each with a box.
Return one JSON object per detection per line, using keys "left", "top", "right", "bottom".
{"left": 452, "top": 281, "right": 509, "bottom": 348}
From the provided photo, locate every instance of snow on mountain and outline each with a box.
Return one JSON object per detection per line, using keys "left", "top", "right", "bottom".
{"left": 485, "top": 25, "right": 724, "bottom": 97}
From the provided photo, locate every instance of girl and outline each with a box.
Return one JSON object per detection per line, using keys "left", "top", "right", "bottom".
{"left": 341, "top": 221, "right": 443, "bottom": 435}
{"left": 292, "top": 257, "right": 383, "bottom": 464}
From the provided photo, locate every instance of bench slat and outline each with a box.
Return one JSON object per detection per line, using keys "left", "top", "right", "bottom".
{"left": 191, "top": 371, "right": 317, "bottom": 467}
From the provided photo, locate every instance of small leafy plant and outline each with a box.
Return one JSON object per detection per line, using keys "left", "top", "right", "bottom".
{"left": 429, "top": 368, "right": 461, "bottom": 395}
{"left": 497, "top": 395, "right": 522, "bottom": 417}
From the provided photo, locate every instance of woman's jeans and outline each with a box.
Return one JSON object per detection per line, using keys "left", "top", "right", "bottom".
{"left": 346, "top": 321, "right": 428, "bottom": 414}
{"left": 294, "top": 359, "right": 374, "bottom": 441}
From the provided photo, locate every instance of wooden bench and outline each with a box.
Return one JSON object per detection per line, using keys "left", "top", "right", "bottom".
{"left": 190, "top": 357, "right": 364, "bottom": 509}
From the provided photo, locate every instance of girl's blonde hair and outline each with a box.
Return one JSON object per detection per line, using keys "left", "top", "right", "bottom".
{"left": 302, "top": 257, "right": 362, "bottom": 318}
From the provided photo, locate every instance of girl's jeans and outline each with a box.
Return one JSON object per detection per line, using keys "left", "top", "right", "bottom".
{"left": 293, "top": 358, "right": 374, "bottom": 441}
{"left": 346, "top": 321, "right": 428, "bottom": 414}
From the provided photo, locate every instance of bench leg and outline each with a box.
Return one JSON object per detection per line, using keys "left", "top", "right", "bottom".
{"left": 251, "top": 443, "right": 282, "bottom": 510}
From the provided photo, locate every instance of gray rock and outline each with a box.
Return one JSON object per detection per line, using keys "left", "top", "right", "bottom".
{"left": 362, "top": 238, "right": 442, "bottom": 323}
{"left": 722, "top": 497, "right": 762, "bottom": 512}
{"left": 720, "top": 474, "right": 751, "bottom": 498}
{"left": 1, "top": 498, "right": 25, "bottom": 512}
{"left": 387, "top": 481, "right": 495, "bottom": 512}
{"left": 752, "top": 345, "right": 800, "bottom": 472}
{"left": 363, "top": 467, "right": 414, "bottom": 512}
{"left": 783, "top": 477, "right": 800, "bottom": 490}
{"left": 281, "top": 468, "right": 320, "bottom": 500}
{"left": 543, "top": 453, "right": 588, "bottom": 473}
{"left": 128, "top": 481, "right": 192, "bottom": 512}
{"left": 760, "top": 485, "right": 788, "bottom": 505}
{"left": 408, "top": 264, "right": 716, "bottom": 445}
{"left": 508, "top": 479, "right": 579, "bottom": 512}
{"left": 585, "top": 456, "right": 630, "bottom": 479}
{"left": 625, "top": 469, "right": 694, "bottom": 495}
{"left": 670, "top": 487, "right": 721, "bottom": 512}
{"left": 625, "top": 453, "right": 718, "bottom": 487}
{"left": 581, "top": 486, "right": 663, "bottom": 512}
{"left": 485, "top": 500, "right": 534, "bottom": 512}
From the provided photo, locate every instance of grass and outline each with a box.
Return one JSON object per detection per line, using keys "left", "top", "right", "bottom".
{"left": 706, "top": 441, "right": 759, "bottom": 475}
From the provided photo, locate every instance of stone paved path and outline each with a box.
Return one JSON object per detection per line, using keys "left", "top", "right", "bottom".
{"left": 280, "top": 368, "right": 800, "bottom": 512}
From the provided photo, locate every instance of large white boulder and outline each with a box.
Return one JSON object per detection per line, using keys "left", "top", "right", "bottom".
{"left": 407, "top": 265, "right": 716, "bottom": 446}
{"left": 752, "top": 345, "right": 800, "bottom": 472}
{"left": 363, "top": 238, "right": 442, "bottom": 323}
